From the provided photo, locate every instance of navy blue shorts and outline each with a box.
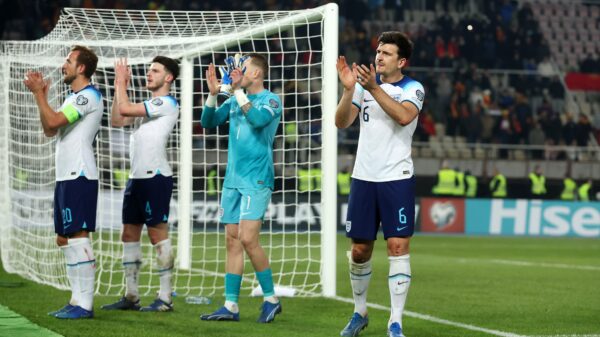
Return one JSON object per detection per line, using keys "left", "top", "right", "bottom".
{"left": 122, "top": 175, "right": 173, "bottom": 226}
{"left": 345, "top": 177, "right": 415, "bottom": 240}
{"left": 53, "top": 176, "right": 98, "bottom": 236}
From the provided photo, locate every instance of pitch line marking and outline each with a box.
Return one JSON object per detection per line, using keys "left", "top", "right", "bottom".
{"left": 529, "top": 335, "right": 600, "bottom": 337}
{"left": 333, "top": 296, "right": 527, "bottom": 337}
{"left": 488, "top": 259, "right": 600, "bottom": 271}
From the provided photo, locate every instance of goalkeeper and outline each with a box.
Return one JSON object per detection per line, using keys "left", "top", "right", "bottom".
{"left": 200, "top": 53, "right": 283, "bottom": 323}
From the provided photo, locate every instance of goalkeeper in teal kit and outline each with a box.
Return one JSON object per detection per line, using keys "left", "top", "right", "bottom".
{"left": 200, "top": 53, "right": 283, "bottom": 323}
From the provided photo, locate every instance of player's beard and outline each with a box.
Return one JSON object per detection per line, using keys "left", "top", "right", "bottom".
{"left": 63, "top": 73, "right": 76, "bottom": 85}
{"left": 146, "top": 80, "right": 162, "bottom": 91}
{"left": 147, "top": 78, "right": 163, "bottom": 91}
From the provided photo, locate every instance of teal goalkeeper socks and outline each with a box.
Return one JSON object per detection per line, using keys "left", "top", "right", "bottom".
{"left": 225, "top": 273, "right": 242, "bottom": 303}
{"left": 255, "top": 268, "right": 275, "bottom": 298}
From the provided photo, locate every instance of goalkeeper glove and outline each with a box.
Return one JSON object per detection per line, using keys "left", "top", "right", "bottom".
{"left": 219, "top": 53, "right": 248, "bottom": 96}
{"left": 218, "top": 66, "right": 233, "bottom": 96}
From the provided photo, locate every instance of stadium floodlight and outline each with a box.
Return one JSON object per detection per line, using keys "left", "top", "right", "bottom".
{"left": 0, "top": 4, "right": 338, "bottom": 298}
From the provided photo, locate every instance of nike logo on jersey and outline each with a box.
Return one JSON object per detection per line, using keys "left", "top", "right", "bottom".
{"left": 396, "top": 226, "right": 407, "bottom": 232}
{"left": 240, "top": 211, "right": 252, "bottom": 217}
{"left": 364, "top": 99, "right": 374, "bottom": 102}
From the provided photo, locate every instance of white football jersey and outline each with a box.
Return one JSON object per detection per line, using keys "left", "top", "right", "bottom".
{"left": 55, "top": 85, "right": 103, "bottom": 181}
{"left": 129, "top": 95, "right": 179, "bottom": 179}
{"left": 351, "top": 75, "right": 425, "bottom": 182}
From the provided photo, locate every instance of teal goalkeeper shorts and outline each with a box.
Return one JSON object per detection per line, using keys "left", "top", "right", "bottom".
{"left": 220, "top": 186, "right": 272, "bottom": 224}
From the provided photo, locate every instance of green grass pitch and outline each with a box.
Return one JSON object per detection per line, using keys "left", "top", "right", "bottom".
{"left": 1, "top": 234, "right": 599, "bottom": 337}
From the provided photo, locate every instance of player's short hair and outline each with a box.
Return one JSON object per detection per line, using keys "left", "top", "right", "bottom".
{"left": 152, "top": 56, "right": 179, "bottom": 82}
{"left": 246, "top": 53, "right": 269, "bottom": 78}
{"left": 377, "top": 31, "right": 413, "bottom": 60}
{"left": 71, "top": 45, "right": 98, "bottom": 78}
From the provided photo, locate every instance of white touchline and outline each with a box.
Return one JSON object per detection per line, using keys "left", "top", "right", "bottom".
{"left": 529, "top": 335, "right": 600, "bottom": 337}
{"left": 488, "top": 259, "right": 600, "bottom": 271}
{"left": 334, "top": 296, "right": 527, "bottom": 337}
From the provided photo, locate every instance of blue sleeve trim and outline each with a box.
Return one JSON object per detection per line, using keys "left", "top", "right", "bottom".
{"left": 401, "top": 99, "right": 421, "bottom": 112}
{"left": 143, "top": 101, "right": 151, "bottom": 117}
{"left": 80, "top": 86, "right": 102, "bottom": 100}
{"left": 164, "top": 95, "right": 179, "bottom": 107}
{"left": 352, "top": 101, "right": 361, "bottom": 109}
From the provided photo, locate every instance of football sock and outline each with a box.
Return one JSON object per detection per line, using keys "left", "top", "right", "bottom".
{"left": 69, "top": 237, "right": 96, "bottom": 311}
{"left": 388, "top": 254, "right": 411, "bottom": 327}
{"left": 122, "top": 241, "right": 142, "bottom": 301}
{"left": 155, "top": 239, "right": 174, "bottom": 303}
{"left": 255, "top": 268, "right": 277, "bottom": 303}
{"left": 224, "top": 273, "right": 242, "bottom": 313}
{"left": 349, "top": 252, "right": 371, "bottom": 317}
{"left": 61, "top": 244, "right": 80, "bottom": 306}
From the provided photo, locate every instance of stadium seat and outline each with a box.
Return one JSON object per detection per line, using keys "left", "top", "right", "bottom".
{"left": 474, "top": 147, "right": 486, "bottom": 160}
{"left": 434, "top": 123, "right": 446, "bottom": 137}
{"left": 459, "top": 148, "right": 472, "bottom": 159}
{"left": 512, "top": 149, "right": 527, "bottom": 161}
{"left": 446, "top": 148, "right": 459, "bottom": 159}
{"left": 420, "top": 147, "right": 433, "bottom": 158}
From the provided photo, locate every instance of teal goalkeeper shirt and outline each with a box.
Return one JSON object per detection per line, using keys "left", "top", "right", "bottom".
{"left": 201, "top": 89, "right": 282, "bottom": 189}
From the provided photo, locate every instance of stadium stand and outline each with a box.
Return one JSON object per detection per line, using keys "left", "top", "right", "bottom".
{"left": 2, "top": 0, "right": 598, "bottom": 199}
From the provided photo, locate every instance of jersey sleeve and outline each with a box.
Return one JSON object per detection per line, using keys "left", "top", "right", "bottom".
{"left": 61, "top": 89, "right": 102, "bottom": 124}
{"left": 351, "top": 83, "right": 365, "bottom": 109}
{"left": 144, "top": 96, "right": 179, "bottom": 118}
{"left": 245, "top": 93, "right": 282, "bottom": 129}
{"left": 401, "top": 81, "right": 425, "bottom": 112}
{"left": 201, "top": 97, "right": 231, "bottom": 128}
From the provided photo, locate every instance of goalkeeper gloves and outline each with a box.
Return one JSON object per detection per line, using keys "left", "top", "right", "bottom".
{"left": 219, "top": 53, "right": 248, "bottom": 96}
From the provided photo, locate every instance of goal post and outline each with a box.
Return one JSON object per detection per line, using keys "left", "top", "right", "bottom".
{"left": 0, "top": 4, "right": 339, "bottom": 297}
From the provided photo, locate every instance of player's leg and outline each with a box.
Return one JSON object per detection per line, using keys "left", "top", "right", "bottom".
{"left": 48, "top": 234, "right": 76, "bottom": 316}
{"left": 341, "top": 179, "right": 378, "bottom": 336}
{"left": 237, "top": 188, "right": 281, "bottom": 323}
{"left": 379, "top": 177, "right": 415, "bottom": 337}
{"left": 53, "top": 177, "right": 98, "bottom": 319}
{"left": 201, "top": 187, "right": 242, "bottom": 321}
{"left": 102, "top": 224, "right": 143, "bottom": 310}
{"left": 224, "top": 223, "right": 244, "bottom": 315}
{"left": 103, "top": 178, "right": 144, "bottom": 310}
{"left": 48, "top": 181, "right": 77, "bottom": 316}
{"left": 140, "top": 175, "right": 175, "bottom": 312}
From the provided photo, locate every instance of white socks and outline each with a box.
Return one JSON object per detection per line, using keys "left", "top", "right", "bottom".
{"left": 123, "top": 241, "right": 142, "bottom": 301}
{"left": 155, "top": 239, "right": 174, "bottom": 303}
{"left": 388, "top": 254, "right": 411, "bottom": 328}
{"left": 224, "top": 300, "right": 239, "bottom": 313}
{"left": 61, "top": 245, "right": 80, "bottom": 306}
{"left": 348, "top": 252, "right": 372, "bottom": 317}
{"left": 67, "top": 238, "right": 96, "bottom": 311}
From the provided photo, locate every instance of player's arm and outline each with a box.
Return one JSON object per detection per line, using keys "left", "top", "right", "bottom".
{"left": 356, "top": 64, "right": 420, "bottom": 126}
{"left": 24, "top": 71, "right": 69, "bottom": 137}
{"left": 201, "top": 63, "right": 230, "bottom": 128}
{"left": 112, "top": 58, "right": 144, "bottom": 127}
{"left": 233, "top": 90, "right": 281, "bottom": 129}
{"left": 335, "top": 56, "right": 360, "bottom": 129}
{"left": 110, "top": 82, "right": 136, "bottom": 127}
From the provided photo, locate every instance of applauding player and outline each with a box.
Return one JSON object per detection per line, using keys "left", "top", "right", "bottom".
{"left": 200, "top": 54, "right": 283, "bottom": 323}
{"left": 336, "top": 32, "right": 425, "bottom": 337}
{"left": 24, "top": 45, "right": 102, "bottom": 319}
{"left": 102, "top": 56, "right": 179, "bottom": 312}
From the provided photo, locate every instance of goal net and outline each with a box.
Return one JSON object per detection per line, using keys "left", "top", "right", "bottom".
{"left": 0, "top": 5, "right": 338, "bottom": 298}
